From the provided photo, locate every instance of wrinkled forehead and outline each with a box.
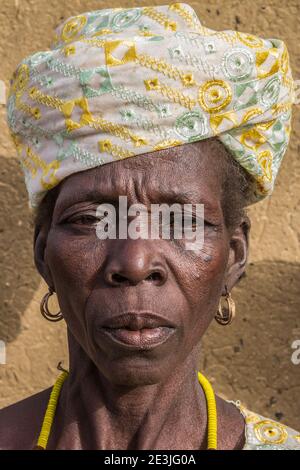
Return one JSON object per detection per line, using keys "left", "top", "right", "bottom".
{"left": 54, "top": 139, "right": 226, "bottom": 211}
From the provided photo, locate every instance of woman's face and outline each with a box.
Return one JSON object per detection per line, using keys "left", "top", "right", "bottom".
{"left": 35, "top": 139, "right": 249, "bottom": 386}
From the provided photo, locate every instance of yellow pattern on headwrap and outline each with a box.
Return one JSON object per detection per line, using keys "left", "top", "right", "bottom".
{"left": 6, "top": 3, "right": 295, "bottom": 209}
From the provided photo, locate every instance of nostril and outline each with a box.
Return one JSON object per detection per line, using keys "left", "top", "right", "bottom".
{"left": 111, "top": 273, "right": 129, "bottom": 284}
{"left": 146, "top": 271, "right": 162, "bottom": 282}
{"left": 106, "top": 266, "right": 168, "bottom": 286}
{"left": 147, "top": 272, "right": 161, "bottom": 281}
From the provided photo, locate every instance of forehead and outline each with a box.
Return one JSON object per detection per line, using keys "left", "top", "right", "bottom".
{"left": 55, "top": 139, "right": 226, "bottom": 208}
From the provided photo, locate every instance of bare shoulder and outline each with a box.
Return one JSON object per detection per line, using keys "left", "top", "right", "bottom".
{"left": 215, "top": 395, "right": 246, "bottom": 450}
{"left": 0, "top": 387, "right": 51, "bottom": 450}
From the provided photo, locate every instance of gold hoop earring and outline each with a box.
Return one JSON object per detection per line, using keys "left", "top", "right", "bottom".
{"left": 40, "top": 287, "right": 63, "bottom": 322}
{"left": 215, "top": 285, "right": 235, "bottom": 326}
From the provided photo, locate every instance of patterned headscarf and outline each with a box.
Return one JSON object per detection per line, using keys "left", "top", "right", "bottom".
{"left": 7, "top": 3, "right": 295, "bottom": 208}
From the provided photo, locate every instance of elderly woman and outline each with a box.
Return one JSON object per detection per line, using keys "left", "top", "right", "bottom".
{"left": 0, "top": 3, "right": 299, "bottom": 450}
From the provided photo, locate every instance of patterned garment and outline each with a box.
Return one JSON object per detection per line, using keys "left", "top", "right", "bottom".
{"left": 6, "top": 3, "right": 296, "bottom": 209}
{"left": 229, "top": 400, "right": 300, "bottom": 450}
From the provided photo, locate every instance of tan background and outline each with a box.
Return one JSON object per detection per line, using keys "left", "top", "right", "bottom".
{"left": 0, "top": 0, "right": 299, "bottom": 429}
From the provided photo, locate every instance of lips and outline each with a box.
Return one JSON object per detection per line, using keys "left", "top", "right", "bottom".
{"left": 98, "top": 312, "right": 176, "bottom": 350}
{"left": 101, "top": 311, "right": 176, "bottom": 330}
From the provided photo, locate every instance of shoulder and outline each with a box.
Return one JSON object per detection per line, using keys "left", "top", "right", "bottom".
{"left": 229, "top": 400, "right": 300, "bottom": 450}
{"left": 214, "top": 395, "right": 247, "bottom": 449}
{"left": 0, "top": 388, "right": 51, "bottom": 450}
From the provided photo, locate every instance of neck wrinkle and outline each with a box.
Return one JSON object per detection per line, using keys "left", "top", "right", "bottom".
{"left": 56, "top": 329, "right": 207, "bottom": 449}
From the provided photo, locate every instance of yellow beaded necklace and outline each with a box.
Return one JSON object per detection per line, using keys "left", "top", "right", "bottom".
{"left": 34, "top": 368, "right": 217, "bottom": 450}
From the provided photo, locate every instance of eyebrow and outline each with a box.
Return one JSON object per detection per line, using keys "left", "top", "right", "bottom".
{"left": 55, "top": 186, "right": 220, "bottom": 216}
{"left": 155, "top": 189, "right": 201, "bottom": 204}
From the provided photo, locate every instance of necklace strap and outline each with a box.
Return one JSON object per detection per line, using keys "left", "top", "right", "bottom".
{"left": 197, "top": 371, "right": 218, "bottom": 450}
{"left": 35, "top": 370, "right": 69, "bottom": 450}
{"left": 35, "top": 368, "right": 217, "bottom": 450}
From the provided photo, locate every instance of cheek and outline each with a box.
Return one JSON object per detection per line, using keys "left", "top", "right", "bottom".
{"left": 45, "top": 228, "right": 104, "bottom": 326}
{"left": 177, "top": 234, "right": 229, "bottom": 337}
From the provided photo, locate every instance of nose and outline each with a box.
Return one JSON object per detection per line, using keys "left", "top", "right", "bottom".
{"left": 103, "top": 239, "right": 168, "bottom": 287}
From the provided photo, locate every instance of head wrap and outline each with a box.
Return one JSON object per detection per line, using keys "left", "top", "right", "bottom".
{"left": 7, "top": 3, "right": 295, "bottom": 209}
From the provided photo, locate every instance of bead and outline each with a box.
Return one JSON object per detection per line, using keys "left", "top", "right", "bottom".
{"left": 175, "top": 111, "right": 208, "bottom": 141}
{"left": 254, "top": 420, "right": 288, "bottom": 445}
{"left": 198, "top": 79, "right": 232, "bottom": 114}
{"left": 260, "top": 76, "right": 281, "bottom": 108}
{"left": 61, "top": 15, "right": 87, "bottom": 43}
{"left": 222, "top": 47, "right": 254, "bottom": 82}
{"left": 111, "top": 8, "right": 142, "bottom": 30}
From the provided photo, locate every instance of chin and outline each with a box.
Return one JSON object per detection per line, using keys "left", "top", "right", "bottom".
{"left": 94, "top": 353, "right": 175, "bottom": 387}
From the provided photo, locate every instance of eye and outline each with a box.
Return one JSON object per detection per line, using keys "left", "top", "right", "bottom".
{"left": 162, "top": 213, "right": 211, "bottom": 229}
{"left": 204, "top": 219, "right": 217, "bottom": 227}
{"left": 67, "top": 214, "right": 102, "bottom": 225}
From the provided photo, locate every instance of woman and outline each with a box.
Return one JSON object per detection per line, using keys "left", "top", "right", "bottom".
{"left": 0, "top": 3, "right": 299, "bottom": 450}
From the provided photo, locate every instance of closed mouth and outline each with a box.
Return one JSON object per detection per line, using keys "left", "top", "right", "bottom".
{"left": 100, "top": 311, "right": 176, "bottom": 330}
{"left": 98, "top": 311, "right": 176, "bottom": 349}
{"left": 100, "top": 325, "right": 175, "bottom": 349}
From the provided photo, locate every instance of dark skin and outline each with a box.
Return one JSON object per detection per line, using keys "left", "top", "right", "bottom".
{"left": 0, "top": 138, "right": 250, "bottom": 449}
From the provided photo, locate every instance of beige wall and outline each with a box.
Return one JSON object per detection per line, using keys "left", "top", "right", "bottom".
{"left": 0, "top": 0, "right": 299, "bottom": 429}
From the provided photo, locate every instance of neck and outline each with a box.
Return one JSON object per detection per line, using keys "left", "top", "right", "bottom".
{"left": 52, "top": 329, "right": 208, "bottom": 450}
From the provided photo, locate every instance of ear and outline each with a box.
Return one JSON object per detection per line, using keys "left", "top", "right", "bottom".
{"left": 34, "top": 223, "right": 54, "bottom": 290}
{"left": 223, "top": 215, "right": 251, "bottom": 294}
